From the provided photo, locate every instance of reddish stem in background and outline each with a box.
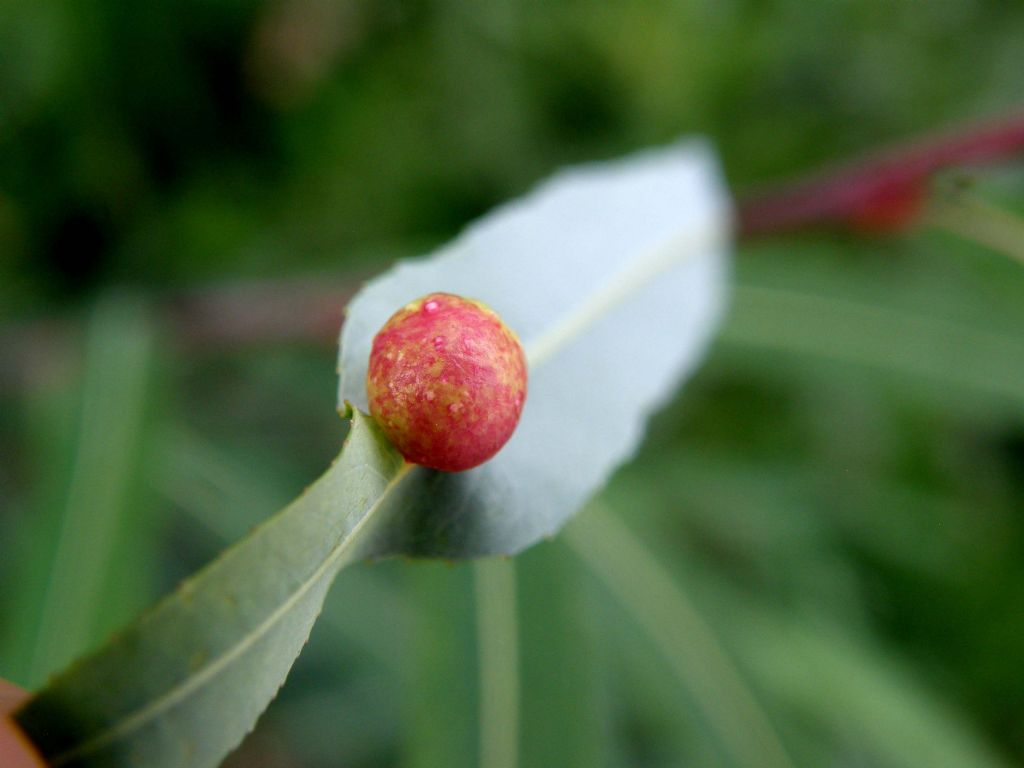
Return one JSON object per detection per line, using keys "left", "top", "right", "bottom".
{"left": 737, "top": 109, "right": 1024, "bottom": 237}
{"left": 4, "top": 108, "right": 1024, "bottom": 393}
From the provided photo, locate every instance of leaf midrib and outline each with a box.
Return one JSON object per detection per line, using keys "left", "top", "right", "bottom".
{"left": 48, "top": 461, "right": 413, "bottom": 766}
{"left": 524, "top": 222, "right": 722, "bottom": 367}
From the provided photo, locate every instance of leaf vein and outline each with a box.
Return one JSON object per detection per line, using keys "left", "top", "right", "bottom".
{"left": 49, "top": 462, "right": 413, "bottom": 766}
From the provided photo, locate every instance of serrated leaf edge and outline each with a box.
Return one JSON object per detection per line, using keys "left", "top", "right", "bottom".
{"left": 43, "top": 450, "right": 412, "bottom": 766}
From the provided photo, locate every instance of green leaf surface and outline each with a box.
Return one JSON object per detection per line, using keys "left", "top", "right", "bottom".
{"left": 339, "top": 140, "right": 730, "bottom": 557}
{"left": 15, "top": 412, "right": 407, "bottom": 768}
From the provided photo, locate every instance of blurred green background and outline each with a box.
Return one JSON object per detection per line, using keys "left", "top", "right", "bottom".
{"left": 2, "top": 1, "right": 1024, "bottom": 766}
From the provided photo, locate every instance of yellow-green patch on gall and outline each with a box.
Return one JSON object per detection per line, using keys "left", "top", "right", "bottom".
{"left": 366, "top": 292, "right": 528, "bottom": 472}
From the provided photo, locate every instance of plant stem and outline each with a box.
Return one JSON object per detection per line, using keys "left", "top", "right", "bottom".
{"left": 737, "top": 109, "right": 1024, "bottom": 237}
{"left": 473, "top": 559, "right": 519, "bottom": 768}
{"left": 4, "top": 108, "right": 1024, "bottom": 392}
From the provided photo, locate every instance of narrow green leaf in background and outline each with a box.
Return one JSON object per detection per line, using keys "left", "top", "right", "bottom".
{"left": 733, "top": 610, "right": 1013, "bottom": 768}
{"left": 29, "top": 296, "right": 155, "bottom": 685}
{"left": 725, "top": 284, "right": 1024, "bottom": 407}
{"left": 567, "top": 503, "right": 795, "bottom": 768}
{"left": 1, "top": 296, "right": 156, "bottom": 687}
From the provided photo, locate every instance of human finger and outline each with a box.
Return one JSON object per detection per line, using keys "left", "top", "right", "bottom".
{"left": 0, "top": 680, "right": 45, "bottom": 768}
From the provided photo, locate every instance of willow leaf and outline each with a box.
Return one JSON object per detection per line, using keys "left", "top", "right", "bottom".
{"left": 15, "top": 139, "right": 731, "bottom": 768}
{"left": 15, "top": 413, "right": 408, "bottom": 768}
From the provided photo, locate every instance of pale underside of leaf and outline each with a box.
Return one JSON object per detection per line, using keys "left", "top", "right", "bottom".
{"left": 339, "top": 139, "right": 732, "bottom": 558}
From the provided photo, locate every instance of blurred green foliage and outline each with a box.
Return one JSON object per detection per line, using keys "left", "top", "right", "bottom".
{"left": 2, "top": 1, "right": 1024, "bottom": 766}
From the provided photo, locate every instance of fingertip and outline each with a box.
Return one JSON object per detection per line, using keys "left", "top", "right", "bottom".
{"left": 0, "top": 681, "right": 45, "bottom": 767}
{"left": 0, "top": 679, "right": 29, "bottom": 714}
{"left": 0, "top": 717, "right": 46, "bottom": 768}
